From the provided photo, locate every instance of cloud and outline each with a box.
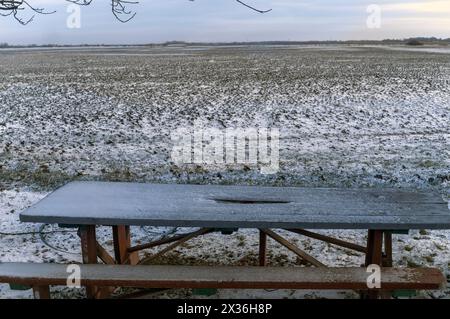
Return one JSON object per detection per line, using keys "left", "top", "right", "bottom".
{"left": 383, "top": 0, "right": 450, "bottom": 13}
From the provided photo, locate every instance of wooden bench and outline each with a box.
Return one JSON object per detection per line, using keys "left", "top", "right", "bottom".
{"left": 0, "top": 263, "right": 446, "bottom": 299}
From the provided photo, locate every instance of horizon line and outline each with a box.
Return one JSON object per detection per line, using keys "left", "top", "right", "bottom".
{"left": 2, "top": 37, "right": 449, "bottom": 48}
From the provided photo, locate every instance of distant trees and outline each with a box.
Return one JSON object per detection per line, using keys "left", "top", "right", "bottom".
{"left": 406, "top": 39, "right": 424, "bottom": 46}
{"left": 0, "top": 0, "right": 271, "bottom": 25}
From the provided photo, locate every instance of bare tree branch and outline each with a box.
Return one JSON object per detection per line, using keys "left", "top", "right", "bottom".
{"left": 235, "top": 0, "right": 272, "bottom": 13}
{"left": 0, "top": 0, "right": 271, "bottom": 24}
{"left": 0, "top": 0, "right": 55, "bottom": 25}
{"left": 67, "top": 0, "right": 138, "bottom": 23}
{"left": 111, "top": 0, "right": 138, "bottom": 23}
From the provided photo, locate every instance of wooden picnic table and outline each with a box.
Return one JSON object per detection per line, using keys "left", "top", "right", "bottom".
{"left": 17, "top": 181, "right": 450, "bottom": 298}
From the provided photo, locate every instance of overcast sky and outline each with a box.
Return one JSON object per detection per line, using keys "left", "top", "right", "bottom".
{"left": 1, "top": 0, "right": 450, "bottom": 45}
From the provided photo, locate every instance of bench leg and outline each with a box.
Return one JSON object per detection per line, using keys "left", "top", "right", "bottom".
{"left": 259, "top": 230, "right": 267, "bottom": 266}
{"left": 113, "top": 225, "right": 139, "bottom": 265}
{"left": 32, "top": 285, "right": 50, "bottom": 299}
{"left": 79, "top": 225, "right": 98, "bottom": 298}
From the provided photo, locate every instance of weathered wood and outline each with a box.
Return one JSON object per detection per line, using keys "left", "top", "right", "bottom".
{"left": 259, "top": 230, "right": 267, "bottom": 266}
{"left": 128, "top": 230, "right": 204, "bottom": 253}
{"left": 79, "top": 225, "right": 98, "bottom": 298}
{"left": 96, "top": 243, "right": 116, "bottom": 265}
{"left": 383, "top": 232, "right": 393, "bottom": 267}
{"left": 0, "top": 263, "right": 445, "bottom": 291}
{"left": 112, "top": 226, "right": 138, "bottom": 265}
{"left": 261, "top": 229, "right": 326, "bottom": 267}
{"left": 80, "top": 226, "right": 97, "bottom": 264}
{"left": 365, "top": 230, "right": 383, "bottom": 266}
{"left": 20, "top": 181, "right": 450, "bottom": 230}
{"left": 364, "top": 230, "right": 384, "bottom": 299}
{"left": 32, "top": 285, "right": 50, "bottom": 299}
{"left": 139, "top": 228, "right": 213, "bottom": 265}
{"left": 96, "top": 242, "right": 124, "bottom": 298}
{"left": 286, "top": 229, "right": 367, "bottom": 253}
{"left": 94, "top": 286, "right": 115, "bottom": 299}
{"left": 380, "top": 232, "right": 394, "bottom": 299}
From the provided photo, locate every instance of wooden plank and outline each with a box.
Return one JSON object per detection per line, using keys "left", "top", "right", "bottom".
{"left": 0, "top": 263, "right": 445, "bottom": 291}
{"left": 20, "top": 181, "right": 450, "bottom": 230}
{"left": 261, "top": 229, "right": 326, "bottom": 267}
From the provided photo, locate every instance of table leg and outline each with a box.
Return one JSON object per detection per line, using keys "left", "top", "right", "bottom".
{"left": 259, "top": 230, "right": 267, "bottom": 266}
{"left": 383, "top": 232, "right": 393, "bottom": 267}
{"left": 380, "top": 231, "right": 394, "bottom": 299}
{"left": 112, "top": 225, "right": 139, "bottom": 265}
{"left": 79, "top": 225, "right": 98, "bottom": 298}
{"left": 364, "top": 230, "right": 383, "bottom": 299}
{"left": 365, "top": 230, "right": 383, "bottom": 266}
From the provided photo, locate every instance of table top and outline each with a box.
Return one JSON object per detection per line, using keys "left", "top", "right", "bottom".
{"left": 20, "top": 181, "right": 450, "bottom": 230}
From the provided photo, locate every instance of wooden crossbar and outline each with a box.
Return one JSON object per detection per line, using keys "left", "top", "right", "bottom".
{"left": 286, "top": 229, "right": 367, "bottom": 253}
{"left": 138, "top": 228, "right": 213, "bottom": 265}
{"left": 261, "top": 229, "right": 326, "bottom": 267}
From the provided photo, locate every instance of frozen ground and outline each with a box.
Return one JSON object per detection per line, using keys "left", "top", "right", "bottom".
{"left": 0, "top": 45, "right": 449, "bottom": 298}
{"left": 1, "top": 45, "right": 449, "bottom": 190}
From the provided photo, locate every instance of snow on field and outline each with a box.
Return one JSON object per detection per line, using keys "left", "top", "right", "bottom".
{"left": 1, "top": 45, "right": 449, "bottom": 191}
{"left": 378, "top": 45, "right": 450, "bottom": 55}
{"left": 0, "top": 45, "right": 449, "bottom": 298}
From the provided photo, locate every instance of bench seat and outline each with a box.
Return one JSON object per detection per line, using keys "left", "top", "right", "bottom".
{"left": 0, "top": 262, "right": 446, "bottom": 298}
